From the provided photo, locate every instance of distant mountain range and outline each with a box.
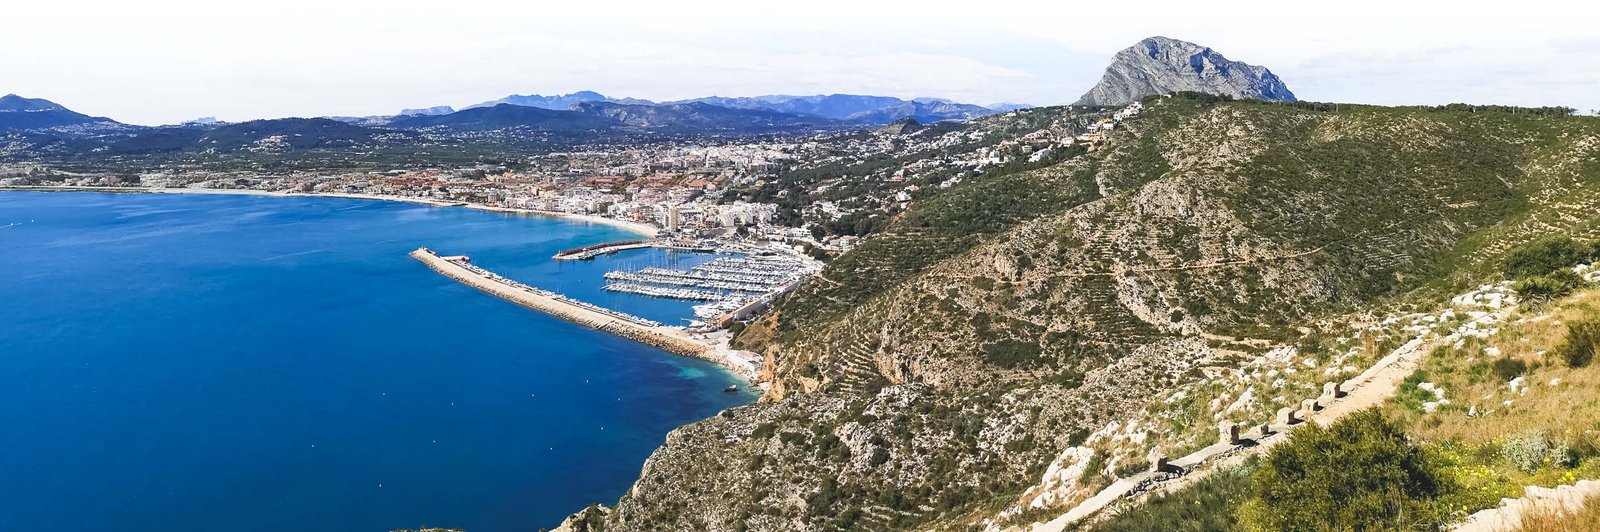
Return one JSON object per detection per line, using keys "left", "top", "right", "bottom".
{"left": 388, "top": 103, "right": 615, "bottom": 132}
{"left": 390, "top": 100, "right": 842, "bottom": 134}
{"left": 0, "top": 94, "right": 120, "bottom": 132}
{"left": 397, "top": 106, "right": 455, "bottom": 117}
{"left": 464, "top": 90, "right": 654, "bottom": 111}
{"left": 447, "top": 91, "right": 1019, "bottom": 125}
{"left": 1074, "top": 36, "right": 1296, "bottom": 107}
{"left": 0, "top": 90, "right": 1030, "bottom": 155}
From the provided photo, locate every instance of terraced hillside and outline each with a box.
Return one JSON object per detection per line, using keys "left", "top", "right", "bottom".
{"left": 561, "top": 96, "right": 1600, "bottom": 531}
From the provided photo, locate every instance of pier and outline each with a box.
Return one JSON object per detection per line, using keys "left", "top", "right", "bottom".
{"left": 409, "top": 248, "right": 760, "bottom": 378}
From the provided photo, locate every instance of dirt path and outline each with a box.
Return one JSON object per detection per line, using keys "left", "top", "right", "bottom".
{"left": 1030, "top": 305, "right": 1505, "bottom": 531}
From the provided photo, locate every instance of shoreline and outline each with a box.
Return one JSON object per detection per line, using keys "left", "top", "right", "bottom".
{"left": 0, "top": 185, "right": 659, "bottom": 238}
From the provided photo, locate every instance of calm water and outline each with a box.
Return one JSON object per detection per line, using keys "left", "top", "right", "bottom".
{"left": 0, "top": 191, "right": 755, "bottom": 532}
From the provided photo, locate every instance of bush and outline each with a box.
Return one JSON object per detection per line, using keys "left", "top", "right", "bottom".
{"left": 1504, "top": 431, "right": 1554, "bottom": 474}
{"left": 1491, "top": 357, "right": 1529, "bottom": 382}
{"left": 1556, "top": 319, "right": 1599, "bottom": 368}
{"left": 1394, "top": 369, "right": 1434, "bottom": 413}
{"left": 1241, "top": 409, "right": 1452, "bottom": 531}
{"left": 1512, "top": 269, "right": 1584, "bottom": 302}
{"left": 982, "top": 339, "right": 1043, "bottom": 368}
{"left": 1504, "top": 236, "right": 1593, "bottom": 280}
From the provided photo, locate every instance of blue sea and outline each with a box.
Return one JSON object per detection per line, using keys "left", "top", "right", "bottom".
{"left": 0, "top": 191, "right": 755, "bottom": 532}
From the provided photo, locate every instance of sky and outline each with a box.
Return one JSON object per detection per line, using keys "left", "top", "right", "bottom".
{"left": 5, "top": 0, "right": 1598, "bottom": 125}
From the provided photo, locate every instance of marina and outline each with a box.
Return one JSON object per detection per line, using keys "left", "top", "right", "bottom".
{"left": 601, "top": 254, "right": 821, "bottom": 327}
{"left": 603, "top": 271, "right": 774, "bottom": 294}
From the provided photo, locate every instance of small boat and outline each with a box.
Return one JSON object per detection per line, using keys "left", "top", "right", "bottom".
{"left": 723, "top": 385, "right": 739, "bottom": 393}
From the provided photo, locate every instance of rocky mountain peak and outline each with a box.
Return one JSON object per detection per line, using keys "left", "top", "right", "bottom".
{"left": 1074, "top": 36, "right": 1296, "bottom": 107}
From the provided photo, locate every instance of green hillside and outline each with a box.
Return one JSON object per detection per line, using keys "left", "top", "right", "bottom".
{"left": 565, "top": 95, "right": 1600, "bottom": 531}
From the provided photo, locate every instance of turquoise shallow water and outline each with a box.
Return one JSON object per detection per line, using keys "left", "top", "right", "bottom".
{"left": 0, "top": 191, "right": 755, "bottom": 532}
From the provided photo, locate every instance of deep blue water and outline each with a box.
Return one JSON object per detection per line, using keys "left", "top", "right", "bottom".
{"left": 0, "top": 191, "right": 755, "bottom": 532}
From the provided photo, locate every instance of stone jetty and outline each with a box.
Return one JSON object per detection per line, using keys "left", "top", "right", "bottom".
{"left": 410, "top": 248, "right": 757, "bottom": 379}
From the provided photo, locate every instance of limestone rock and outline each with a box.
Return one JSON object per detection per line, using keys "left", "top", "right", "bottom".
{"left": 1074, "top": 36, "right": 1296, "bottom": 107}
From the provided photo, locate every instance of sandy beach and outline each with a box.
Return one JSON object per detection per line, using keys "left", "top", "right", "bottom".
{"left": 464, "top": 203, "right": 658, "bottom": 237}
{"left": 0, "top": 185, "right": 659, "bottom": 237}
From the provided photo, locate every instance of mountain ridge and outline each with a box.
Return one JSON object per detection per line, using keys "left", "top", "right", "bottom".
{"left": 0, "top": 94, "right": 119, "bottom": 132}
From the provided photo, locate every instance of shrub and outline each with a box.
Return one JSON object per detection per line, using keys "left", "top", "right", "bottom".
{"left": 1241, "top": 409, "right": 1452, "bottom": 531}
{"left": 1505, "top": 431, "right": 1554, "bottom": 474}
{"left": 1512, "top": 269, "right": 1584, "bottom": 302}
{"left": 1394, "top": 369, "right": 1434, "bottom": 413}
{"left": 1077, "top": 452, "right": 1106, "bottom": 485}
{"left": 982, "top": 339, "right": 1043, "bottom": 369}
{"left": 1492, "top": 357, "right": 1529, "bottom": 383}
{"left": 1504, "top": 236, "right": 1592, "bottom": 280}
{"left": 1556, "top": 319, "right": 1599, "bottom": 368}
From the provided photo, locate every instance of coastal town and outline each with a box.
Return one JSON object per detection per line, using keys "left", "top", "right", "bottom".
{"left": 0, "top": 102, "right": 1135, "bottom": 254}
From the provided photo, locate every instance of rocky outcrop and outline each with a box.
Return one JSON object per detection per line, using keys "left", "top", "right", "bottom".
{"left": 1074, "top": 36, "right": 1295, "bottom": 107}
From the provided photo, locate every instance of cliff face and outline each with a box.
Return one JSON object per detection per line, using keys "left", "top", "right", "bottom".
{"left": 567, "top": 98, "right": 1600, "bottom": 530}
{"left": 1074, "top": 36, "right": 1296, "bottom": 107}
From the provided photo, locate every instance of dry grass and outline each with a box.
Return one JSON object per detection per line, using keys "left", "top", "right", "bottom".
{"left": 1389, "top": 288, "right": 1600, "bottom": 445}
{"left": 1513, "top": 492, "right": 1600, "bottom": 531}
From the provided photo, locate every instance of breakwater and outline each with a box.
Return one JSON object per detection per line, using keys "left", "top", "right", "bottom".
{"left": 552, "top": 239, "right": 653, "bottom": 260}
{"left": 410, "top": 248, "right": 758, "bottom": 378}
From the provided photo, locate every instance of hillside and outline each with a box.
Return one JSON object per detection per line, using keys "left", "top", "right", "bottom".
{"left": 844, "top": 99, "right": 997, "bottom": 124}
{"left": 572, "top": 101, "right": 841, "bottom": 132}
{"left": 106, "top": 118, "right": 410, "bottom": 154}
{"left": 388, "top": 104, "right": 614, "bottom": 132}
{"left": 0, "top": 94, "right": 119, "bottom": 132}
{"left": 677, "top": 94, "right": 999, "bottom": 123}
{"left": 561, "top": 95, "right": 1600, "bottom": 530}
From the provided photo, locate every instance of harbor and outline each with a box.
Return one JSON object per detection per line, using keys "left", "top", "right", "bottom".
{"left": 409, "top": 247, "right": 763, "bottom": 378}
{"left": 412, "top": 237, "right": 821, "bottom": 380}
{"left": 602, "top": 255, "right": 821, "bottom": 328}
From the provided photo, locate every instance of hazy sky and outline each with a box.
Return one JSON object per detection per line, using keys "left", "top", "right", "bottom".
{"left": 6, "top": 0, "right": 1597, "bottom": 125}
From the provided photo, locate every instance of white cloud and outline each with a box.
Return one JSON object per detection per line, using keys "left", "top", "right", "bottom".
{"left": 3, "top": 0, "right": 1597, "bottom": 124}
